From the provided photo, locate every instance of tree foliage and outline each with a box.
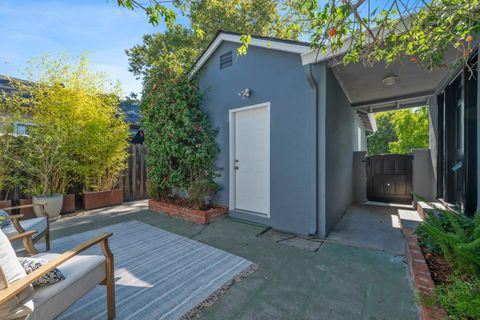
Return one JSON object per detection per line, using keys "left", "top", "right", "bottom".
{"left": 389, "top": 107, "right": 429, "bottom": 154}
{"left": 125, "top": 0, "right": 299, "bottom": 80}
{"left": 366, "top": 111, "right": 396, "bottom": 155}
{"left": 121, "top": 0, "right": 480, "bottom": 71}
{"left": 0, "top": 54, "right": 129, "bottom": 195}
{"left": 367, "top": 107, "right": 429, "bottom": 155}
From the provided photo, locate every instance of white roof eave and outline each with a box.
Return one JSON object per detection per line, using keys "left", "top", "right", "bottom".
{"left": 189, "top": 32, "right": 311, "bottom": 79}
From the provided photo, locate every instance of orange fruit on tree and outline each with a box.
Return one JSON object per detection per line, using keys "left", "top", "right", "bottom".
{"left": 327, "top": 28, "right": 337, "bottom": 37}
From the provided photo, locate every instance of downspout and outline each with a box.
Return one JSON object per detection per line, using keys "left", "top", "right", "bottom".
{"left": 304, "top": 64, "right": 318, "bottom": 236}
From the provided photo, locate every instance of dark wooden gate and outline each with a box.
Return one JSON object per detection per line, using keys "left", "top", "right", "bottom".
{"left": 121, "top": 144, "right": 148, "bottom": 201}
{"left": 366, "top": 154, "right": 413, "bottom": 204}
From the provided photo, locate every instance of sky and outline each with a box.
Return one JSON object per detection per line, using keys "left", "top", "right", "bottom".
{"left": 0, "top": 0, "right": 188, "bottom": 96}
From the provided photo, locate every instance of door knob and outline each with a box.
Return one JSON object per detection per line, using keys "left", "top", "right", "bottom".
{"left": 235, "top": 166, "right": 239, "bottom": 170}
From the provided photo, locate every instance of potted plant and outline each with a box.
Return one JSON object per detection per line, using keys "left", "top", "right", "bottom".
{"left": 26, "top": 136, "right": 72, "bottom": 218}
{"left": 78, "top": 92, "right": 129, "bottom": 210}
{"left": 1, "top": 55, "right": 129, "bottom": 215}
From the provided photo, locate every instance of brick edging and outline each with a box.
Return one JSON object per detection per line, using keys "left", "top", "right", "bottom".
{"left": 149, "top": 199, "right": 228, "bottom": 225}
{"left": 405, "top": 235, "right": 448, "bottom": 320}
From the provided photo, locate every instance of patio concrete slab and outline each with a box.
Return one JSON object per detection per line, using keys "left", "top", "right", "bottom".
{"left": 258, "top": 228, "right": 323, "bottom": 252}
{"left": 327, "top": 204, "right": 406, "bottom": 255}
{"left": 49, "top": 201, "right": 418, "bottom": 320}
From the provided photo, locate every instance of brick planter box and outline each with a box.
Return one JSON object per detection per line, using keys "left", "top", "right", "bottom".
{"left": 149, "top": 199, "right": 228, "bottom": 224}
{"left": 19, "top": 199, "right": 36, "bottom": 220}
{"left": 82, "top": 189, "right": 123, "bottom": 210}
{"left": 61, "top": 194, "right": 75, "bottom": 214}
{"left": 405, "top": 235, "right": 448, "bottom": 320}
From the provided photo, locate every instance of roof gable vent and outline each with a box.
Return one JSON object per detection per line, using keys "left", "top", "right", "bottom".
{"left": 220, "top": 51, "right": 233, "bottom": 69}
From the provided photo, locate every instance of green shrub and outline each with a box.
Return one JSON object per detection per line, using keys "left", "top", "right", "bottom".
{"left": 187, "top": 179, "right": 220, "bottom": 210}
{"left": 416, "top": 208, "right": 480, "bottom": 318}
{"left": 416, "top": 209, "right": 480, "bottom": 275}
{"left": 0, "top": 54, "right": 129, "bottom": 195}
{"left": 436, "top": 275, "right": 480, "bottom": 320}
{"left": 142, "top": 68, "right": 219, "bottom": 203}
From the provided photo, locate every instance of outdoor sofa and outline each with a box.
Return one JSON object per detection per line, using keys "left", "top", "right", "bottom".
{"left": 0, "top": 228, "right": 116, "bottom": 319}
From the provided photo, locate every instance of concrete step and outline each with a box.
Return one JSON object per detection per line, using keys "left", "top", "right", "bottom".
{"left": 416, "top": 201, "right": 447, "bottom": 220}
{"left": 397, "top": 209, "right": 423, "bottom": 235}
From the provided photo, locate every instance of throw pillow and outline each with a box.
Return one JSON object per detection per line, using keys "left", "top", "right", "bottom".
{"left": 18, "top": 257, "right": 65, "bottom": 287}
{"left": 0, "top": 209, "right": 11, "bottom": 228}
{"left": 0, "top": 229, "right": 34, "bottom": 319}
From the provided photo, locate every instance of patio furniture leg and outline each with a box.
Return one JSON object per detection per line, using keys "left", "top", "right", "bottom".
{"left": 100, "top": 238, "right": 116, "bottom": 319}
{"left": 45, "top": 224, "right": 51, "bottom": 251}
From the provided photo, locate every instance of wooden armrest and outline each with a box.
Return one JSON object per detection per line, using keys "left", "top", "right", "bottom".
{"left": 0, "top": 232, "right": 113, "bottom": 305}
{"left": 7, "top": 230, "right": 37, "bottom": 242}
{"left": 3, "top": 203, "right": 50, "bottom": 218}
{"left": 2, "top": 203, "right": 46, "bottom": 211}
{"left": 4, "top": 214, "right": 23, "bottom": 220}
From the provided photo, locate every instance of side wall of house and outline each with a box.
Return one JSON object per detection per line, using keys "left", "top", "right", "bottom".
{"left": 323, "top": 66, "right": 364, "bottom": 234}
{"left": 199, "top": 42, "right": 317, "bottom": 235}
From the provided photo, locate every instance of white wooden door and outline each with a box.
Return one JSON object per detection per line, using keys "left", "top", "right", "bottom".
{"left": 233, "top": 105, "right": 270, "bottom": 215}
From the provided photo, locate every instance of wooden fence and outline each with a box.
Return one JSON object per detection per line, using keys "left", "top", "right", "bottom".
{"left": 121, "top": 144, "right": 148, "bottom": 202}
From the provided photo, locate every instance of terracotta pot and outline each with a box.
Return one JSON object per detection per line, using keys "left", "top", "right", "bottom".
{"left": 61, "top": 194, "right": 75, "bottom": 214}
{"left": 19, "top": 199, "right": 36, "bottom": 220}
{"left": 33, "top": 194, "right": 63, "bottom": 218}
{"left": 0, "top": 200, "right": 12, "bottom": 210}
{"left": 82, "top": 189, "right": 123, "bottom": 210}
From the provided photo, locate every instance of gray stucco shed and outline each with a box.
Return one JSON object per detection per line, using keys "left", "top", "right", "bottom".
{"left": 195, "top": 31, "right": 368, "bottom": 237}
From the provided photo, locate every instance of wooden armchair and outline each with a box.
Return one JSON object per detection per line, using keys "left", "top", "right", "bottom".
{"left": 0, "top": 231, "right": 116, "bottom": 320}
{"left": 2, "top": 203, "right": 50, "bottom": 251}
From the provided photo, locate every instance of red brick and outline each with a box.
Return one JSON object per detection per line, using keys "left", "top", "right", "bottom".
{"left": 405, "top": 233, "right": 447, "bottom": 319}
{"left": 149, "top": 199, "right": 228, "bottom": 225}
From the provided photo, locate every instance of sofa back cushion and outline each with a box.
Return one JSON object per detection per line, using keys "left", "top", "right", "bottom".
{"left": 0, "top": 229, "right": 34, "bottom": 319}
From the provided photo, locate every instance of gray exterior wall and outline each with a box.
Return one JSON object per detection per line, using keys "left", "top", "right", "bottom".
{"left": 353, "top": 151, "right": 367, "bottom": 203}
{"left": 198, "top": 42, "right": 316, "bottom": 235}
{"left": 323, "top": 67, "right": 363, "bottom": 234}
{"left": 412, "top": 148, "right": 436, "bottom": 201}
{"left": 429, "top": 96, "right": 439, "bottom": 189}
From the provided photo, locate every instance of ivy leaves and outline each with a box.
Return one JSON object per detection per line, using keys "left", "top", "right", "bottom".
{"left": 142, "top": 69, "right": 219, "bottom": 199}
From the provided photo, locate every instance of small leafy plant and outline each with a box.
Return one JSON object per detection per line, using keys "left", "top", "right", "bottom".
{"left": 435, "top": 275, "right": 480, "bottom": 320}
{"left": 416, "top": 207, "right": 480, "bottom": 319}
{"left": 187, "top": 179, "right": 220, "bottom": 210}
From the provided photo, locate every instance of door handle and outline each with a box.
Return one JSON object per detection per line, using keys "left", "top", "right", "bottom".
{"left": 235, "top": 166, "right": 239, "bottom": 170}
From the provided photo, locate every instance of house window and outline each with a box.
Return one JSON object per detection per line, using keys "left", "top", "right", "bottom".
{"left": 220, "top": 51, "right": 233, "bottom": 69}
{"left": 14, "top": 122, "right": 34, "bottom": 136}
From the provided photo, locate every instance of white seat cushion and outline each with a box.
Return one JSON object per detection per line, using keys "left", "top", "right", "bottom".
{"left": 27, "top": 253, "right": 105, "bottom": 320}
{"left": 0, "top": 229, "right": 34, "bottom": 320}
{"left": 2, "top": 218, "right": 48, "bottom": 252}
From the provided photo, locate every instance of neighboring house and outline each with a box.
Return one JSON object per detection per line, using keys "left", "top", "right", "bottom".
{"left": 118, "top": 100, "right": 143, "bottom": 144}
{"left": 0, "top": 75, "right": 35, "bottom": 136}
{"left": 190, "top": 30, "right": 478, "bottom": 237}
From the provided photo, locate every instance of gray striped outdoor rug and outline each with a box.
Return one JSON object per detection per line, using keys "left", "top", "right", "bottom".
{"left": 42, "top": 220, "right": 254, "bottom": 319}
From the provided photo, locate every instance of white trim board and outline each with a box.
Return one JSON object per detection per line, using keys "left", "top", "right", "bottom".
{"left": 189, "top": 32, "right": 310, "bottom": 79}
{"left": 229, "top": 102, "right": 271, "bottom": 218}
